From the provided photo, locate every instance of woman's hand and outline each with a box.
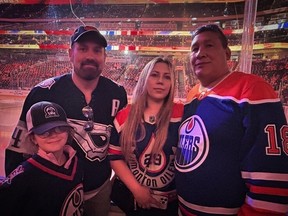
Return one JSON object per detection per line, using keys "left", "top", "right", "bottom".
{"left": 110, "top": 160, "right": 160, "bottom": 209}
{"left": 132, "top": 185, "right": 160, "bottom": 209}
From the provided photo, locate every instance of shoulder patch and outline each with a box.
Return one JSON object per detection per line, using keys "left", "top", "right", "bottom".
{"left": 2, "top": 165, "right": 25, "bottom": 185}
{"left": 36, "top": 78, "right": 56, "bottom": 89}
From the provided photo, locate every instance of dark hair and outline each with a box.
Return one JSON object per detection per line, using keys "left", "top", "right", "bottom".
{"left": 192, "top": 24, "right": 228, "bottom": 48}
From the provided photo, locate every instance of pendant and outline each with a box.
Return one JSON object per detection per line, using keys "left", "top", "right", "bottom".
{"left": 149, "top": 115, "right": 156, "bottom": 123}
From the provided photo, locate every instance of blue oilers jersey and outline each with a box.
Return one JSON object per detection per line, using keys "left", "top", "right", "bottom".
{"left": 6, "top": 73, "right": 127, "bottom": 192}
{"left": 109, "top": 103, "right": 183, "bottom": 193}
{"left": 175, "top": 72, "right": 288, "bottom": 215}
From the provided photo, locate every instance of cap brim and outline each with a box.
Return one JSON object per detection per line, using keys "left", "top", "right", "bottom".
{"left": 73, "top": 30, "right": 107, "bottom": 47}
{"left": 30, "top": 121, "right": 72, "bottom": 135}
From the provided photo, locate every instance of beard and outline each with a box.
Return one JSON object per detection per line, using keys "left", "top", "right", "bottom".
{"left": 75, "top": 61, "right": 103, "bottom": 81}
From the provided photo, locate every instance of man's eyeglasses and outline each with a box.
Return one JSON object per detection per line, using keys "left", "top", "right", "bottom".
{"left": 82, "top": 105, "right": 94, "bottom": 131}
{"left": 36, "top": 126, "right": 70, "bottom": 139}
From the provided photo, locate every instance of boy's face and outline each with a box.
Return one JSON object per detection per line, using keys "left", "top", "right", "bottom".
{"left": 32, "top": 126, "right": 69, "bottom": 154}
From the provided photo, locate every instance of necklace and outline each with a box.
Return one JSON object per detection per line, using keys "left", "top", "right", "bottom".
{"left": 148, "top": 115, "right": 156, "bottom": 124}
{"left": 198, "top": 86, "right": 212, "bottom": 99}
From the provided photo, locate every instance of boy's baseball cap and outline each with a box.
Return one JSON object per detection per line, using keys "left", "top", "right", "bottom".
{"left": 26, "top": 101, "right": 71, "bottom": 135}
{"left": 70, "top": 25, "right": 107, "bottom": 47}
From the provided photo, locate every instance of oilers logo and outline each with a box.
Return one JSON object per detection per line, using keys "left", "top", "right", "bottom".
{"left": 60, "top": 183, "right": 84, "bottom": 216}
{"left": 128, "top": 134, "right": 176, "bottom": 189}
{"left": 175, "top": 115, "right": 209, "bottom": 172}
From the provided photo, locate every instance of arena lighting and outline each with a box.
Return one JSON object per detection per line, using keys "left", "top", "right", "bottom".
{"left": 223, "top": 7, "right": 229, "bottom": 16}
{"left": 1, "top": 21, "right": 285, "bottom": 36}
{"left": 223, "top": 2, "right": 229, "bottom": 16}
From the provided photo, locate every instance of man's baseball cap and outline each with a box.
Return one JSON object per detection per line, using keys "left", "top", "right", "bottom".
{"left": 70, "top": 25, "right": 107, "bottom": 47}
{"left": 26, "top": 101, "right": 71, "bottom": 135}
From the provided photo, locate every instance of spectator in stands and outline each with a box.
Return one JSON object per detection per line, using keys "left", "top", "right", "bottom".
{"left": 5, "top": 25, "right": 127, "bottom": 216}
{"left": 1, "top": 101, "right": 84, "bottom": 216}
{"left": 175, "top": 24, "right": 288, "bottom": 216}
{"left": 109, "top": 57, "right": 183, "bottom": 216}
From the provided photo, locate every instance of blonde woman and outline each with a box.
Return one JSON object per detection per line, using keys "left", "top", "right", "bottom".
{"left": 109, "top": 57, "right": 183, "bottom": 216}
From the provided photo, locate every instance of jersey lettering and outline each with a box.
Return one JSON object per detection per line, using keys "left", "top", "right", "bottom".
{"left": 265, "top": 124, "right": 288, "bottom": 156}
{"left": 179, "top": 134, "right": 200, "bottom": 152}
{"left": 175, "top": 116, "right": 209, "bottom": 172}
{"left": 280, "top": 125, "right": 288, "bottom": 155}
{"left": 111, "top": 99, "right": 120, "bottom": 117}
{"left": 129, "top": 156, "right": 175, "bottom": 189}
{"left": 11, "top": 128, "right": 23, "bottom": 148}
{"left": 153, "top": 154, "right": 162, "bottom": 166}
{"left": 265, "top": 125, "right": 281, "bottom": 155}
{"left": 144, "top": 154, "right": 162, "bottom": 167}
{"left": 1, "top": 165, "right": 24, "bottom": 185}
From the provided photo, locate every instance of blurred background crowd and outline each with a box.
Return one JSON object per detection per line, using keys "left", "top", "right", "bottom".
{"left": 0, "top": 0, "right": 287, "bottom": 104}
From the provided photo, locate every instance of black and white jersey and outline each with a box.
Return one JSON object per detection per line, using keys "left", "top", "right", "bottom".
{"left": 6, "top": 73, "right": 127, "bottom": 192}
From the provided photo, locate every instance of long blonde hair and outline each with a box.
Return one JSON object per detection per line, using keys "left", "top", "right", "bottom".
{"left": 120, "top": 57, "right": 175, "bottom": 161}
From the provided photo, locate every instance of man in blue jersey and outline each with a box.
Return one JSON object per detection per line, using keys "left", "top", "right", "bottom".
{"left": 5, "top": 25, "right": 128, "bottom": 216}
{"left": 175, "top": 24, "right": 288, "bottom": 215}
